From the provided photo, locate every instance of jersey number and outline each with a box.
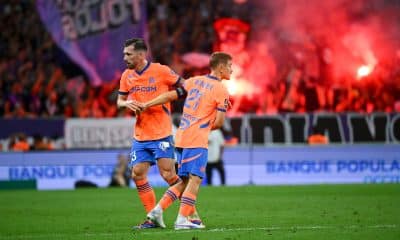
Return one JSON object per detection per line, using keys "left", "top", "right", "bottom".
{"left": 184, "top": 88, "right": 202, "bottom": 110}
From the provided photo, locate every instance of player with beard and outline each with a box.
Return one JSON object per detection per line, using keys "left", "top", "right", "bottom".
{"left": 117, "top": 38, "right": 200, "bottom": 229}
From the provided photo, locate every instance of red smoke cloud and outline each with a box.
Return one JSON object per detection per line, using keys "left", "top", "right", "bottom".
{"left": 248, "top": 0, "right": 400, "bottom": 85}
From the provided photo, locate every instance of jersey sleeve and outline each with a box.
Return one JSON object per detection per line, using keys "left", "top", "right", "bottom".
{"left": 215, "top": 84, "right": 229, "bottom": 112}
{"left": 118, "top": 71, "right": 129, "bottom": 95}
{"left": 176, "top": 86, "right": 187, "bottom": 98}
{"left": 160, "top": 65, "right": 181, "bottom": 87}
{"left": 183, "top": 78, "right": 194, "bottom": 91}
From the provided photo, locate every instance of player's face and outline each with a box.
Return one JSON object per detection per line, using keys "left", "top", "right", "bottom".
{"left": 123, "top": 45, "right": 142, "bottom": 69}
{"left": 220, "top": 60, "right": 233, "bottom": 80}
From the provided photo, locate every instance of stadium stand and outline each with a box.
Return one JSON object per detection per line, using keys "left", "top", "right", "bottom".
{"left": 0, "top": 0, "right": 399, "bottom": 151}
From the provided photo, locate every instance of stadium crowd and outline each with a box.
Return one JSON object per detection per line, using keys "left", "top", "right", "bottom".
{"left": 1, "top": 0, "right": 399, "bottom": 119}
{"left": 1, "top": 0, "right": 400, "bottom": 151}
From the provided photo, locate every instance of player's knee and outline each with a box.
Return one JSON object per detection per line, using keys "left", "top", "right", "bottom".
{"left": 160, "top": 169, "right": 174, "bottom": 181}
{"left": 189, "top": 174, "right": 203, "bottom": 185}
{"left": 131, "top": 167, "right": 145, "bottom": 181}
{"left": 181, "top": 176, "right": 189, "bottom": 184}
{"left": 131, "top": 171, "right": 137, "bottom": 180}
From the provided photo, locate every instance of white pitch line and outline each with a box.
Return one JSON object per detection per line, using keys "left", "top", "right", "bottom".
{"left": 139, "top": 224, "right": 399, "bottom": 235}
{"left": 0, "top": 224, "right": 397, "bottom": 239}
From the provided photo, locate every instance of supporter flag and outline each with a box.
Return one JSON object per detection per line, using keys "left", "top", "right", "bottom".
{"left": 36, "top": 0, "right": 147, "bottom": 85}
{"left": 213, "top": 18, "right": 250, "bottom": 66}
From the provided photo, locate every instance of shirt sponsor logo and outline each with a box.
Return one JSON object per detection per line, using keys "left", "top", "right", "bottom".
{"left": 129, "top": 86, "right": 157, "bottom": 93}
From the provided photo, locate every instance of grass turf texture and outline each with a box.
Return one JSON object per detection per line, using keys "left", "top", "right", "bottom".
{"left": 0, "top": 184, "right": 399, "bottom": 240}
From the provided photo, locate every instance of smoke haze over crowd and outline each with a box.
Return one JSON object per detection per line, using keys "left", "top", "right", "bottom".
{"left": 247, "top": 0, "right": 400, "bottom": 86}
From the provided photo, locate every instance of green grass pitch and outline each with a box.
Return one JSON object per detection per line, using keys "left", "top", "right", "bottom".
{"left": 0, "top": 184, "right": 399, "bottom": 240}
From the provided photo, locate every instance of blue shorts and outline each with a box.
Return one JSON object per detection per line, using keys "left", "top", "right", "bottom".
{"left": 129, "top": 136, "right": 175, "bottom": 167}
{"left": 176, "top": 148, "right": 208, "bottom": 179}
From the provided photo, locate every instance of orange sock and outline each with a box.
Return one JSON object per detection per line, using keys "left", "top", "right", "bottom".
{"left": 167, "top": 175, "right": 180, "bottom": 186}
{"left": 135, "top": 179, "right": 156, "bottom": 213}
{"left": 176, "top": 188, "right": 195, "bottom": 215}
{"left": 159, "top": 185, "right": 180, "bottom": 210}
{"left": 189, "top": 206, "right": 196, "bottom": 216}
{"left": 179, "top": 192, "right": 197, "bottom": 217}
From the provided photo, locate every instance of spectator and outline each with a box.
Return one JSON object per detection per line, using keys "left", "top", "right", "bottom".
{"left": 11, "top": 133, "right": 30, "bottom": 151}
{"left": 307, "top": 126, "right": 329, "bottom": 145}
{"left": 31, "top": 134, "right": 51, "bottom": 151}
{"left": 0, "top": 0, "right": 399, "bottom": 120}
{"left": 109, "top": 153, "right": 130, "bottom": 187}
{"left": 206, "top": 129, "right": 226, "bottom": 186}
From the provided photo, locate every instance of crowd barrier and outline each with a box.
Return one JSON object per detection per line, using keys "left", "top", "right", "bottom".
{"left": 1, "top": 113, "right": 398, "bottom": 149}
{"left": 0, "top": 119, "right": 64, "bottom": 139}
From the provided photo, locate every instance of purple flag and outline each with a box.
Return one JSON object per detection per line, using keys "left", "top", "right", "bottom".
{"left": 36, "top": 0, "right": 147, "bottom": 85}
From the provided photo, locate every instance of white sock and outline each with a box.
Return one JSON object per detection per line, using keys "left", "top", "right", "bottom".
{"left": 176, "top": 214, "right": 186, "bottom": 222}
{"left": 154, "top": 204, "right": 163, "bottom": 213}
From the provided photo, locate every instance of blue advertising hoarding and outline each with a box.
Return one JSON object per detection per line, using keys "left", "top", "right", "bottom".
{"left": 1, "top": 145, "right": 399, "bottom": 190}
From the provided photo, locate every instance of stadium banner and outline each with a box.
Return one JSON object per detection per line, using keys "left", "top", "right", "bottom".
{"left": 0, "top": 119, "right": 64, "bottom": 139}
{"left": 36, "top": 0, "right": 146, "bottom": 85}
{"left": 229, "top": 112, "right": 400, "bottom": 144}
{"left": 219, "top": 144, "right": 400, "bottom": 185}
{"left": 0, "top": 145, "right": 398, "bottom": 190}
{"left": 1, "top": 113, "right": 398, "bottom": 145}
{"left": 0, "top": 151, "right": 167, "bottom": 190}
{"left": 65, "top": 118, "right": 135, "bottom": 149}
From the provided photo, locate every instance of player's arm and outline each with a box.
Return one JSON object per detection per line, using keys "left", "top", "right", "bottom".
{"left": 172, "top": 76, "right": 185, "bottom": 89}
{"left": 162, "top": 64, "right": 184, "bottom": 90}
{"left": 117, "top": 71, "right": 143, "bottom": 113}
{"left": 143, "top": 86, "right": 187, "bottom": 109}
{"left": 212, "top": 85, "right": 229, "bottom": 130}
{"left": 117, "top": 94, "right": 142, "bottom": 113}
{"left": 211, "top": 110, "right": 226, "bottom": 130}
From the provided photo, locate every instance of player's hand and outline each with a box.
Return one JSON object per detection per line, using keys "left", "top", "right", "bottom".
{"left": 141, "top": 102, "right": 151, "bottom": 111}
{"left": 125, "top": 100, "right": 145, "bottom": 114}
{"left": 227, "top": 100, "right": 232, "bottom": 109}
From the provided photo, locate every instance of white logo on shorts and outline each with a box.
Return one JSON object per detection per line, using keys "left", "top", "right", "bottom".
{"left": 130, "top": 151, "right": 137, "bottom": 161}
{"left": 159, "top": 141, "right": 170, "bottom": 151}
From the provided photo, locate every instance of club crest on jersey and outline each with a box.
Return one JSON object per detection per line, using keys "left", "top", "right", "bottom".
{"left": 127, "top": 74, "right": 135, "bottom": 84}
{"left": 158, "top": 141, "right": 170, "bottom": 151}
{"left": 149, "top": 77, "right": 155, "bottom": 84}
{"left": 224, "top": 99, "right": 229, "bottom": 109}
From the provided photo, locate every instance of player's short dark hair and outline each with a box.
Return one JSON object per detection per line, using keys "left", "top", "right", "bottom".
{"left": 124, "top": 38, "right": 148, "bottom": 51}
{"left": 209, "top": 52, "right": 232, "bottom": 70}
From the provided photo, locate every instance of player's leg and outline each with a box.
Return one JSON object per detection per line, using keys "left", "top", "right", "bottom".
{"left": 132, "top": 162, "right": 161, "bottom": 229}
{"left": 147, "top": 146, "right": 186, "bottom": 227}
{"left": 130, "top": 140, "right": 160, "bottom": 229}
{"left": 154, "top": 136, "right": 180, "bottom": 185}
{"left": 174, "top": 148, "right": 207, "bottom": 229}
{"left": 146, "top": 176, "right": 187, "bottom": 228}
{"left": 172, "top": 148, "right": 202, "bottom": 224}
{"left": 175, "top": 175, "right": 205, "bottom": 229}
{"left": 148, "top": 147, "right": 199, "bottom": 227}
{"left": 145, "top": 137, "right": 180, "bottom": 228}
{"left": 153, "top": 175, "right": 188, "bottom": 211}
{"left": 131, "top": 162, "right": 156, "bottom": 213}
{"left": 157, "top": 157, "right": 181, "bottom": 185}
{"left": 155, "top": 147, "right": 187, "bottom": 212}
